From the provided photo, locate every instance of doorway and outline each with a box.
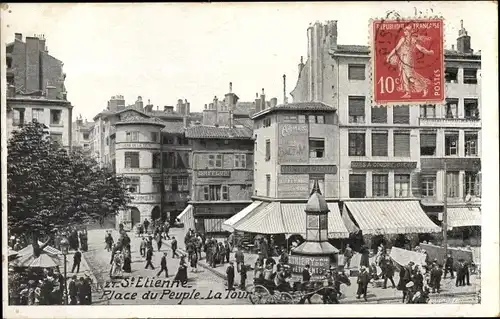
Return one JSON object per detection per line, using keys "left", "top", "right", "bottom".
{"left": 130, "top": 207, "right": 141, "bottom": 229}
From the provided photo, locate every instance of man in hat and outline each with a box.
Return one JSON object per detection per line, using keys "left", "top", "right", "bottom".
{"left": 226, "top": 261, "right": 235, "bottom": 291}
{"left": 382, "top": 255, "right": 396, "bottom": 289}
{"left": 343, "top": 244, "right": 353, "bottom": 269}
{"left": 456, "top": 259, "right": 466, "bottom": 286}
{"left": 443, "top": 253, "right": 454, "bottom": 279}
{"left": 302, "top": 264, "right": 311, "bottom": 283}
{"left": 239, "top": 263, "right": 248, "bottom": 290}
{"left": 430, "top": 261, "right": 443, "bottom": 293}
{"left": 72, "top": 249, "right": 82, "bottom": 273}
{"left": 356, "top": 266, "right": 370, "bottom": 301}
{"left": 157, "top": 252, "right": 169, "bottom": 277}
{"left": 234, "top": 247, "right": 245, "bottom": 273}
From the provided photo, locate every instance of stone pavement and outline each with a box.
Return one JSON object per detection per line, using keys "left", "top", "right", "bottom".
{"left": 164, "top": 227, "right": 480, "bottom": 304}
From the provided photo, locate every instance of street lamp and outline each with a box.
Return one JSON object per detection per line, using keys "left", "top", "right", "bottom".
{"left": 60, "top": 237, "right": 69, "bottom": 305}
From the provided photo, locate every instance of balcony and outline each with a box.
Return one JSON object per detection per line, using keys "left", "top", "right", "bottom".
{"left": 418, "top": 117, "right": 480, "bottom": 128}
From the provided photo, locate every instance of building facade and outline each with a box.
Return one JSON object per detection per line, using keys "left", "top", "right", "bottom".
{"left": 72, "top": 115, "right": 94, "bottom": 154}
{"left": 5, "top": 33, "right": 73, "bottom": 147}
{"left": 289, "top": 20, "right": 481, "bottom": 245}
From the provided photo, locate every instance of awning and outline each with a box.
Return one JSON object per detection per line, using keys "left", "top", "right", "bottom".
{"left": 222, "top": 201, "right": 263, "bottom": 232}
{"left": 204, "top": 218, "right": 226, "bottom": 233}
{"left": 233, "top": 202, "right": 350, "bottom": 238}
{"left": 447, "top": 207, "right": 481, "bottom": 229}
{"left": 233, "top": 202, "right": 285, "bottom": 234}
{"left": 281, "top": 203, "right": 350, "bottom": 238}
{"left": 16, "top": 242, "right": 62, "bottom": 257}
{"left": 344, "top": 200, "right": 441, "bottom": 235}
{"left": 178, "top": 205, "right": 195, "bottom": 231}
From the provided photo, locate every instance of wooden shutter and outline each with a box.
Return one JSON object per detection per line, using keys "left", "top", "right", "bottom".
{"left": 411, "top": 172, "right": 421, "bottom": 197}
{"left": 372, "top": 132, "right": 388, "bottom": 156}
{"left": 394, "top": 132, "right": 410, "bottom": 157}
{"left": 393, "top": 105, "right": 409, "bottom": 123}
{"left": 371, "top": 107, "right": 387, "bottom": 123}
{"left": 349, "top": 65, "right": 365, "bottom": 80}
{"left": 420, "top": 133, "right": 436, "bottom": 147}
{"left": 348, "top": 97, "right": 365, "bottom": 116}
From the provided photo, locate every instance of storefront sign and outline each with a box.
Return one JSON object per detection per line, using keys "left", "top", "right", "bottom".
{"left": 420, "top": 158, "right": 481, "bottom": 171}
{"left": 289, "top": 255, "right": 331, "bottom": 275}
{"left": 116, "top": 142, "right": 160, "bottom": 149}
{"left": 281, "top": 165, "right": 337, "bottom": 175}
{"left": 350, "top": 161, "right": 417, "bottom": 169}
{"left": 131, "top": 194, "right": 161, "bottom": 203}
{"left": 118, "top": 168, "right": 161, "bottom": 174}
{"left": 277, "top": 175, "right": 309, "bottom": 198}
{"left": 278, "top": 124, "right": 309, "bottom": 164}
{"left": 197, "top": 170, "right": 231, "bottom": 178}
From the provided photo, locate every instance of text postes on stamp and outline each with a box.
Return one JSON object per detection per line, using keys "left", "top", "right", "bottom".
{"left": 371, "top": 18, "right": 444, "bottom": 105}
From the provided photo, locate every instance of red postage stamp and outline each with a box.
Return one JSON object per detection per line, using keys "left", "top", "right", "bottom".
{"left": 371, "top": 18, "right": 444, "bottom": 105}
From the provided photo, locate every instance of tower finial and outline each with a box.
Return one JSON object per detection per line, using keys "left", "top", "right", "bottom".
{"left": 311, "top": 179, "right": 322, "bottom": 195}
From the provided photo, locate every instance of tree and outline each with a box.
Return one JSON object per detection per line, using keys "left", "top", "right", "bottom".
{"left": 7, "top": 120, "right": 131, "bottom": 257}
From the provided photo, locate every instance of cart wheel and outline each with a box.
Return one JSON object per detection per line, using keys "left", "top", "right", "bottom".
{"left": 278, "top": 292, "right": 294, "bottom": 304}
{"left": 248, "top": 285, "right": 269, "bottom": 304}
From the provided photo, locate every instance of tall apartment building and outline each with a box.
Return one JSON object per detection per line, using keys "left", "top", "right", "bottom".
{"left": 289, "top": 20, "right": 480, "bottom": 246}
{"left": 5, "top": 33, "right": 73, "bottom": 147}
{"left": 72, "top": 115, "right": 94, "bottom": 154}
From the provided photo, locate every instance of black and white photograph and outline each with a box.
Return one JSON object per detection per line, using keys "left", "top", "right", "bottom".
{"left": 1, "top": 2, "right": 498, "bottom": 318}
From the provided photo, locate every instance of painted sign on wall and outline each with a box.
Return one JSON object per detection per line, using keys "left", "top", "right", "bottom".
{"left": 277, "top": 174, "right": 309, "bottom": 198}
{"left": 289, "top": 255, "right": 331, "bottom": 275}
{"left": 278, "top": 124, "right": 309, "bottom": 164}
{"left": 197, "top": 170, "right": 231, "bottom": 178}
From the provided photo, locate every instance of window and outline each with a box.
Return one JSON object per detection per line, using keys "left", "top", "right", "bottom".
{"left": 12, "top": 108, "right": 25, "bottom": 126}
{"left": 208, "top": 154, "right": 223, "bottom": 168}
{"left": 445, "top": 67, "right": 458, "bottom": 83}
{"left": 164, "top": 176, "right": 171, "bottom": 191}
{"left": 372, "top": 132, "right": 388, "bottom": 156}
{"left": 420, "top": 104, "right": 436, "bottom": 118}
{"left": 446, "top": 171, "right": 459, "bottom": 197}
{"left": 394, "top": 174, "right": 410, "bottom": 198}
{"left": 152, "top": 152, "right": 161, "bottom": 168}
{"left": 234, "top": 154, "right": 247, "bottom": 168}
{"left": 420, "top": 133, "right": 436, "bottom": 155}
{"left": 465, "top": 172, "right": 479, "bottom": 196}
{"left": 124, "top": 176, "right": 140, "bottom": 193}
{"left": 348, "top": 132, "right": 365, "bottom": 156}
{"left": 371, "top": 107, "right": 387, "bottom": 123}
{"left": 309, "top": 175, "right": 325, "bottom": 195}
{"left": 50, "top": 109, "right": 62, "bottom": 125}
{"left": 83, "top": 133, "right": 89, "bottom": 140}
{"left": 283, "top": 115, "right": 297, "bottom": 123}
{"left": 465, "top": 133, "right": 478, "bottom": 156}
{"left": 203, "top": 185, "right": 228, "bottom": 201}
{"left": 50, "top": 133, "right": 63, "bottom": 145}
{"left": 308, "top": 115, "right": 325, "bottom": 124}
{"left": 163, "top": 152, "right": 176, "bottom": 169}
{"left": 445, "top": 99, "right": 458, "bottom": 119}
{"left": 163, "top": 136, "right": 174, "bottom": 144}
{"left": 349, "top": 174, "right": 366, "bottom": 198}
{"left": 298, "top": 115, "right": 306, "bottom": 123}
{"left": 372, "top": 174, "right": 388, "bottom": 197}
{"left": 178, "top": 176, "right": 189, "bottom": 192}
{"left": 266, "top": 175, "right": 271, "bottom": 197}
{"left": 171, "top": 176, "right": 178, "bottom": 192}
{"left": 445, "top": 133, "right": 459, "bottom": 156}
{"left": 152, "top": 176, "right": 162, "bottom": 193}
{"left": 125, "top": 152, "right": 140, "bottom": 168}
{"left": 32, "top": 108, "right": 44, "bottom": 124}
{"left": 348, "top": 64, "right": 366, "bottom": 80}
{"left": 393, "top": 105, "right": 410, "bottom": 124}
{"left": 150, "top": 132, "right": 159, "bottom": 142}
{"left": 394, "top": 132, "right": 410, "bottom": 157}
{"left": 263, "top": 117, "right": 271, "bottom": 127}
{"left": 265, "top": 139, "right": 271, "bottom": 161}
{"left": 421, "top": 175, "right": 436, "bottom": 197}
{"left": 126, "top": 131, "right": 139, "bottom": 142}
{"left": 463, "top": 68, "right": 478, "bottom": 84}
{"left": 348, "top": 96, "right": 365, "bottom": 123}
{"left": 309, "top": 139, "right": 325, "bottom": 158}
{"left": 464, "top": 99, "right": 479, "bottom": 119}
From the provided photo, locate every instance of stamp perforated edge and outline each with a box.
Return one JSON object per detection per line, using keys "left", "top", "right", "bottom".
{"left": 368, "top": 12, "right": 446, "bottom": 108}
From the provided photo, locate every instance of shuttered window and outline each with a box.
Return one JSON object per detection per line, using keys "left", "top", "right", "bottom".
{"left": 420, "top": 133, "right": 436, "bottom": 156}
{"left": 394, "top": 132, "right": 410, "bottom": 157}
{"left": 348, "top": 133, "right": 365, "bottom": 156}
{"left": 445, "top": 133, "right": 459, "bottom": 156}
{"left": 348, "top": 64, "right": 366, "bottom": 80}
{"left": 348, "top": 96, "right": 365, "bottom": 123}
{"left": 372, "top": 132, "right": 388, "bottom": 156}
{"left": 372, "top": 174, "right": 389, "bottom": 197}
{"left": 265, "top": 139, "right": 271, "bottom": 161}
{"left": 394, "top": 174, "right": 410, "bottom": 197}
{"left": 125, "top": 152, "right": 140, "bottom": 168}
{"left": 371, "top": 107, "right": 387, "bottom": 123}
{"left": 446, "top": 172, "right": 460, "bottom": 197}
{"left": 349, "top": 174, "right": 366, "bottom": 198}
{"left": 393, "top": 105, "right": 409, "bottom": 124}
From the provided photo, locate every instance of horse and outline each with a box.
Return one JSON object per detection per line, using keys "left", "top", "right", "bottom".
{"left": 293, "top": 272, "right": 351, "bottom": 304}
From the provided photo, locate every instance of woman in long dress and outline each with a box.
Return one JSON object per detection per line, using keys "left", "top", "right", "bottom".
{"left": 174, "top": 256, "right": 188, "bottom": 283}
{"left": 122, "top": 247, "right": 132, "bottom": 273}
{"left": 386, "top": 24, "right": 435, "bottom": 98}
{"left": 111, "top": 251, "right": 123, "bottom": 278}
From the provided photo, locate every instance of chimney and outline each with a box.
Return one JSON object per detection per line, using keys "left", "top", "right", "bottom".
{"left": 457, "top": 19, "right": 472, "bottom": 54}
{"left": 204, "top": 104, "right": 208, "bottom": 110}
{"left": 229, "top": 82, "right": 232, "bottom": 93}
{"left": 270, "top": 97, "right": 278, "bottom": 108}
{"left": 164, "top": 105, "right": 174, "bottom": 113}
{"left": 260, "top": 88, "right": 266, "bottom": 110}
{"left": 255, "top": 92, "right": 261, "bottom": 113}
{"left": 25, "top": 36, "right": 41, "bottom": 92}
{"left": 283, "top": 74, "right": 288, "bottom": 104}
{"left": 452, "top": 44, "right": 455, "bottom": 51}
{"left": 327, "top": 20, "right": 338, "bottom": 49}
{"left": 214, "top": 96, "right": 219, "bottom": 126}
{"left": 298, "top": 56, "right": 305, "bottom": 74}
{"left": 45, "top": 86, "right": 56, "bottom": 99}
{"left": 183, "top": 116, "right": 187, "bottom": 129}
{"left": 135, "top": 96, "right": 144, "bottom": 111}
{"left": 14, "top": 33, "right": 22, "bottom": 41}
{"left": 39, "top": 35, "right": 46, "bottom": 53}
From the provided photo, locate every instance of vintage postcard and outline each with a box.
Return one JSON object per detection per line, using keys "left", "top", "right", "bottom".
{"left": 1, "top": 2, "right": 498, "bottom": 318}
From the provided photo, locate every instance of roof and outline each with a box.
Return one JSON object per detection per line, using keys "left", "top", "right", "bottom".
{"left": 331, "top": 45, "right": 481, "bottom": 59}
{"left": 234, "top": 102, "right": 255, "bottom": 116}
{"left": 335, "top": 44, "right": 370, "bottom": 53}
{"left": 185, "top": 125, "right": 252, "bottom": 139}
{"left": 233, "top": 118, "right": 253, "bottom": 129}
{"left": 251, "top": 101, "right": 336, "bottom": 120}
{"left": 161, "top": 121, "right": 186, "bottom": 134}
{"left": 114, "top": 108, "right": 165, "bottom": 126}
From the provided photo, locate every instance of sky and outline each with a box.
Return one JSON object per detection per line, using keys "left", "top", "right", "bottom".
{"left": 1, "top": 2, "right": 496, "bottom": 121}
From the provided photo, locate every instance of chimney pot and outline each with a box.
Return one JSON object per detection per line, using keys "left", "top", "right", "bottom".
{"left": 300, "top": 56, "right": 303, "bottom": 64}
{"left": 15, "top": 33, "right": 22, "bottom": 41}
{"left": 229, "top": 82, "right": 233, "bottom": 93}
{"left": 452, "top": 44, "right": 455, "bottom": 50}
{"left": 261, "top": 88, "right": 265, "bottom": 95}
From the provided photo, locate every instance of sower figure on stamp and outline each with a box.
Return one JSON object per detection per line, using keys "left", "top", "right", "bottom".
{"left": 386, "top": 24, "right": 434, "bottom": 99}
{"left": 157, "top": 252, "right": 169, "bottom": 277}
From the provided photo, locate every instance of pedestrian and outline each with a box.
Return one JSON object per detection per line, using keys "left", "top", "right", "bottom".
{"left": 234, "top": 247, "right": 245, "bottom": 273}
{"left": 343, "top": 244, "right": 353, "bottom": 268}
{"left": 359, "top": 246, "right": 370, "bottom": 268}
{"left": 190, "top": 249, "right": 198, "bottom": 272}
{"left": 140, "top": 237, "right": 147, "bottom": 257}
{"left": 443, "top": 253, "right": 454, "bottom": 279}
{"left": 156, "top": 232, "right": 163, "bottom": 252}
{"left": 81, "top": 276, "right": 92, "bottom": 305}
{"left": 122, "top": 247, "right": 132, "bottom": 273}
{"left": 210, "top": 242, "right": 218, "bottom": 268}
{"left": 463, "top": 260, "right": 471, "bottom": 286}
{"left": 430, "top": 262, "right": 443, "bottom": 293}
{"left": 186, "top": 240, "right": 194, "bottom": 261}
{"left": 145, "top": 247, "right": 155, "bottom": 270}
{"left": 224, "top": 240, "right": 231, "bottom": 263}
{"left": 226, "top": 261, "right": 235, "bottom": 291}
{"left": 104, "top": 231, "right": 113, "bottom": 252}
{"left": 174, "top": 256, "right": 188, "bottom": 283}
{"left": 382, "top": 256, "right": 396, "bottom": 289}
{"left": 195, "top": 235, "right": 203, "bottom": 260}
{"left": 302, "top": 264, "right": 311, "bottom": 283}
{"left": 68, "top": 275, "right": 78, "bottom": 305}
{"left": 413, "top": 265, "right": 424, "bottom": 291}
{"left": 143, "top": 218, "right": 150, "bottom": 234}
{"left": 456, "top": 259, "right": 466, "bottom": 286}
{"left": 171, "top": 237, "right": 179, "bottom": 258}
{"left": 164, "top": 222, "right": 171, "bottom": 239}
{"left": 72, "top": 249, "right": 82, "bottom": 273}
{"left": 239, "top": 264, "right": 248, "bottom": 290}
{"left": 157, "top": 252, "right": 169, "bottom": 277}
